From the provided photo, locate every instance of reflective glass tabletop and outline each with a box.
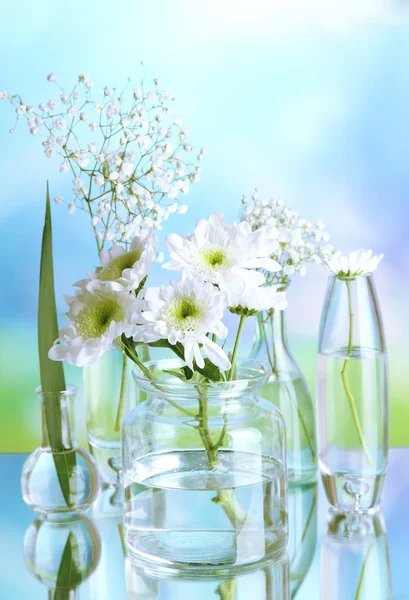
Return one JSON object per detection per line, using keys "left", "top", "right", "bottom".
{"left": 1, "top": 450, "right": 408, "bottom": 599}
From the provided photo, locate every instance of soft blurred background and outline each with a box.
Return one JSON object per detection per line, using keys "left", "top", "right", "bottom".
{"left": 1, "top": 0, "right": 409, "bottom": 452}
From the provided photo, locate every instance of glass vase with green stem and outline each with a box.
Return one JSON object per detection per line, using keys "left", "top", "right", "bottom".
{"left": 121, "top": 313, "right": 288, "bottom": 573}
{"left": 317, "top": 269, "right": 389, "bottom": 513}
{"left": 251, "top": 301, "right": 317, "bottom": 486}
{"left": 21, "top": 184, "right": 99, "bottom": 518}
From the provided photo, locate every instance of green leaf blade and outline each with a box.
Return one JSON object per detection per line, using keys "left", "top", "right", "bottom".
{"left": 38, "top": 182, "right": 76, "bottom": 507}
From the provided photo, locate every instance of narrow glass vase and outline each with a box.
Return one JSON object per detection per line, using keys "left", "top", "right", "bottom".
{"left": 251, "top": 308, "right": 317, "bottom": 485}
{"left": 123, "top": 358, "right": 288, "bottom": 574}
{"left": 21, "top": 386, "right": 100, "bottom": 519}
{"left": 316, "top": 273, "right": 389, "bottom": 513}
{"left": 84, "top": 345, "right": 150, "bottom": 487}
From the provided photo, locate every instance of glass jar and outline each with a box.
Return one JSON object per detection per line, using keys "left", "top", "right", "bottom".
{"left": 84, "top": 345, "right": 150, "bottom": 486}
{"left": 125, "top": 552, "right": 289, "bottom": 599}
{"left": 317, "top": 274, "right": 389, "bottom": 512}
{"left": 321, "top": 510, "right": 392, "bottom": 599}
{"left": 122, "top": 359, "right": 288, "bottom": 574}
{"left": 251, "top": 308, "right": 317, "bottom": 485}
{"left": 21, "top": 386, "right": 100, "bottom": 519}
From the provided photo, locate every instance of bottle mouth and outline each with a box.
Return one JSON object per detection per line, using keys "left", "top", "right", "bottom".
{"left": 132, "top": 358, "right": 270, "bottom": 398}
{"left": 36, "top": 384, "right": 78, "bottom": 400}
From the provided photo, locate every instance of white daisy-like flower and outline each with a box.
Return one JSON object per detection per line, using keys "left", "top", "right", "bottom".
{"left": 319, "top": 249, "right": 383, "bottom": 278}
{"left": 228, "top": 280, "right": 287, "bottom": 315}
{"left": 163, "top": 212, "right": 281, "bottom": 290}
{"left": 48, "top": 288, "right": 135, "bottom": 367}
{"left": 132, "top": 274, "right": 231, "bottom": 371}
{"left": 79, "top": 231, "right": 158, "bottom": 293}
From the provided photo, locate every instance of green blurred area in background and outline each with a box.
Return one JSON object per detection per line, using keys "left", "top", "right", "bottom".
{"left": 1, "top": 322, "right": 407, "bottom": 452}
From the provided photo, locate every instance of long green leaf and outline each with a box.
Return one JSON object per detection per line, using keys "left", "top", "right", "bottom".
{"left": 51, "top": 531, "right": 82, "bottom": 600}
{"left": 38, "top": 182, "right": 76, "bottom": 507}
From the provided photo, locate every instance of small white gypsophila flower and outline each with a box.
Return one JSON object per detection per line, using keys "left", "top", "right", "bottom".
{"left": 319, "top": 249, "right": 383, "bottom": 278}
{"left": 54, "top": 195, "right": 63, "bottom": 205}
{"left": 163, "top": 211, "right": 281, "bottom": 290}
{"left": 228, "top": 280, "right": 287, "bottom": 316}
{"left": 131, "top": 274, "right": 231, "bottom": 371}
{"left": 47, "top": 73, "right": 57, "bottom": 82}
{"left": 3, "top": 72, "right": 204, "bottom": 249}
{"left": 53, "top": 118, "right": 67, "bottom": 130}
{"left": 0, "top": 91, "right": 10, "bottom": 100}
{"left": 48, "top": 288, "right": 136, "bottom": 367}
{"left": 77, "top": 230, "right": 158, "bottom": 293}
{"left": 240, "top": 189, "right": 335, "bottom": 288}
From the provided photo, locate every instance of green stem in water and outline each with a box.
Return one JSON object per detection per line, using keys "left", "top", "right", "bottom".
{"left": 228, "top": 314, "right": 247, "bottom": 381}
{"left": 114, "top": 351, "right": 128, "bottom": 433}
{"left": 342, "top": 280, "right": 373, "bottom": 465}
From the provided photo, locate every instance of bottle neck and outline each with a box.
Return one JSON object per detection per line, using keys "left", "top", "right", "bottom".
{"left": 254, "top": 308, "right": 298, "bottom": 378}
{"left": 41, "top": 395, "right": 75, "bottom": 450}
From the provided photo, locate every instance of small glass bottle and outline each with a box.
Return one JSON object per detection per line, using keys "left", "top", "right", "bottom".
{"left": 317, "top": 273, "right": 389, "bottom": 512}
{"left": 251, "top": 307, "right": 317, "bottom": 485}
{"left": 123, "top": 358, "right": 288, "bottom": 574}
{"left": 21, "top": 386, "right": 100, "bottom": 519}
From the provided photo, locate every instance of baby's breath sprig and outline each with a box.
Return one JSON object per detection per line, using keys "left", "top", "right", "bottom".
{"left": 1, "top": 71, "right": 205, "bottom": 253}
{"left": 240, "top": 189, "right": 335, "bottom": 289}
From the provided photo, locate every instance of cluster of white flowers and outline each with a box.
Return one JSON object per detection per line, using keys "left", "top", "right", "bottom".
{"left": 49, "top": 213, "right": 287, "bottom": 374}
{"left": 240, "top": 189, "right": 335, "bottom": 289}
{"left": 1, "top": 71, "right": 204, "bottom": 252}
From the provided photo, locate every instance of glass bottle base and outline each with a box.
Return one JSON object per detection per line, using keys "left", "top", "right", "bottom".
{"left": 320, "top": 465, "right": 386, "bottom": 513}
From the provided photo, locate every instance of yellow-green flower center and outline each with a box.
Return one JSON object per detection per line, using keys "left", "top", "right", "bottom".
{"left": 99, "top": 249, "right": 142, "bottom": 281}
{"left": 164, "top": 297, "right": 203, "bottom": 332}
{"left": 201, "top": 246, "right": 228, "bottom": 268}
{"left": 76, "top": 298, "right": 124, "bottom": 339}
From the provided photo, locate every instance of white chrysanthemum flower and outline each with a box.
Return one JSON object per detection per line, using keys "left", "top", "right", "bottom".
{"left": 79, "top": 231, "right": 158, "bottom": 293}
{"left": 132, "top": 274, "right": 231, "bottom": 371}
{"left": 48, "top": 288, "right": 135, "bottom": 367}
{"left": 319, "top": 249, "right": 383, "bottom": 278}
{"left": 228, "top": 280, "right": 287, "bottom": 315}
{"left": 163, "top": 212, "right": 281, "bottom": 290}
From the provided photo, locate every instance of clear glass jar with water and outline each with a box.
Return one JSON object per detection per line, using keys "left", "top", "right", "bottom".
{"left": 122, "top": 358, "right": 288, "bottom": 574}
{"left": 316, "top": 273, "right": 389, "bottom": 513}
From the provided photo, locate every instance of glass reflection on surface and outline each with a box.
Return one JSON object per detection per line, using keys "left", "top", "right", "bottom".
{"left": 125, "top": 553, "right": 289, "bottom": 599}
{"left": 24, "top": 516, "right": 101, "bottom": 598}
{"left": 321, "top": 510, "right": 392, "bottom": 600}
{"left": 288, "top": 483, "right": 317, "bottom": 598}
{"left": 88, "top": 486, "right": 127, "bottom": 599}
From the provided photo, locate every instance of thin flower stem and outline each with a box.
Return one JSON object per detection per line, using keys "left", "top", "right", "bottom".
{"left": 228, "top": 314, "right": 247, "bottom": 381}
{"left": 260, "top": 312, "right": 278, "bottom": 377}
{"left": 342, "top": 280, "right": 373, "bottom": 465}
{"left": 354, "top": 542, "right": 375, "bottom": 600}
{"left": 114, "top": 352, "right": 128, "bottom": 433}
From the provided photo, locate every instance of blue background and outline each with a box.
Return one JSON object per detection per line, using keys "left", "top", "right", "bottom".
{"left": 1, "top": 0, "right": 409, "bottom": 448}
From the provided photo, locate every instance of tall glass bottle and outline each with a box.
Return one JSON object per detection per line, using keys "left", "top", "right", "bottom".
{"left": 317, "top": 273, "right": 389, "bottom": 512}
{"left": 21, "top": 386, "right": 100, "bottom": 519}
{"left": 251, "top": 308, "right": 317, "bottom": 485}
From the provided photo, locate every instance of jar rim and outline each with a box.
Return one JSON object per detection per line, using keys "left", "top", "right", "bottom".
{"left": 132, "top": 358, "right": 270, "bottom": 397}
{"left": 36, "top": 384, "right": 78, "bottom": 399}
{"left": 329, "top": 272, "right": 373, "bottom": 281}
